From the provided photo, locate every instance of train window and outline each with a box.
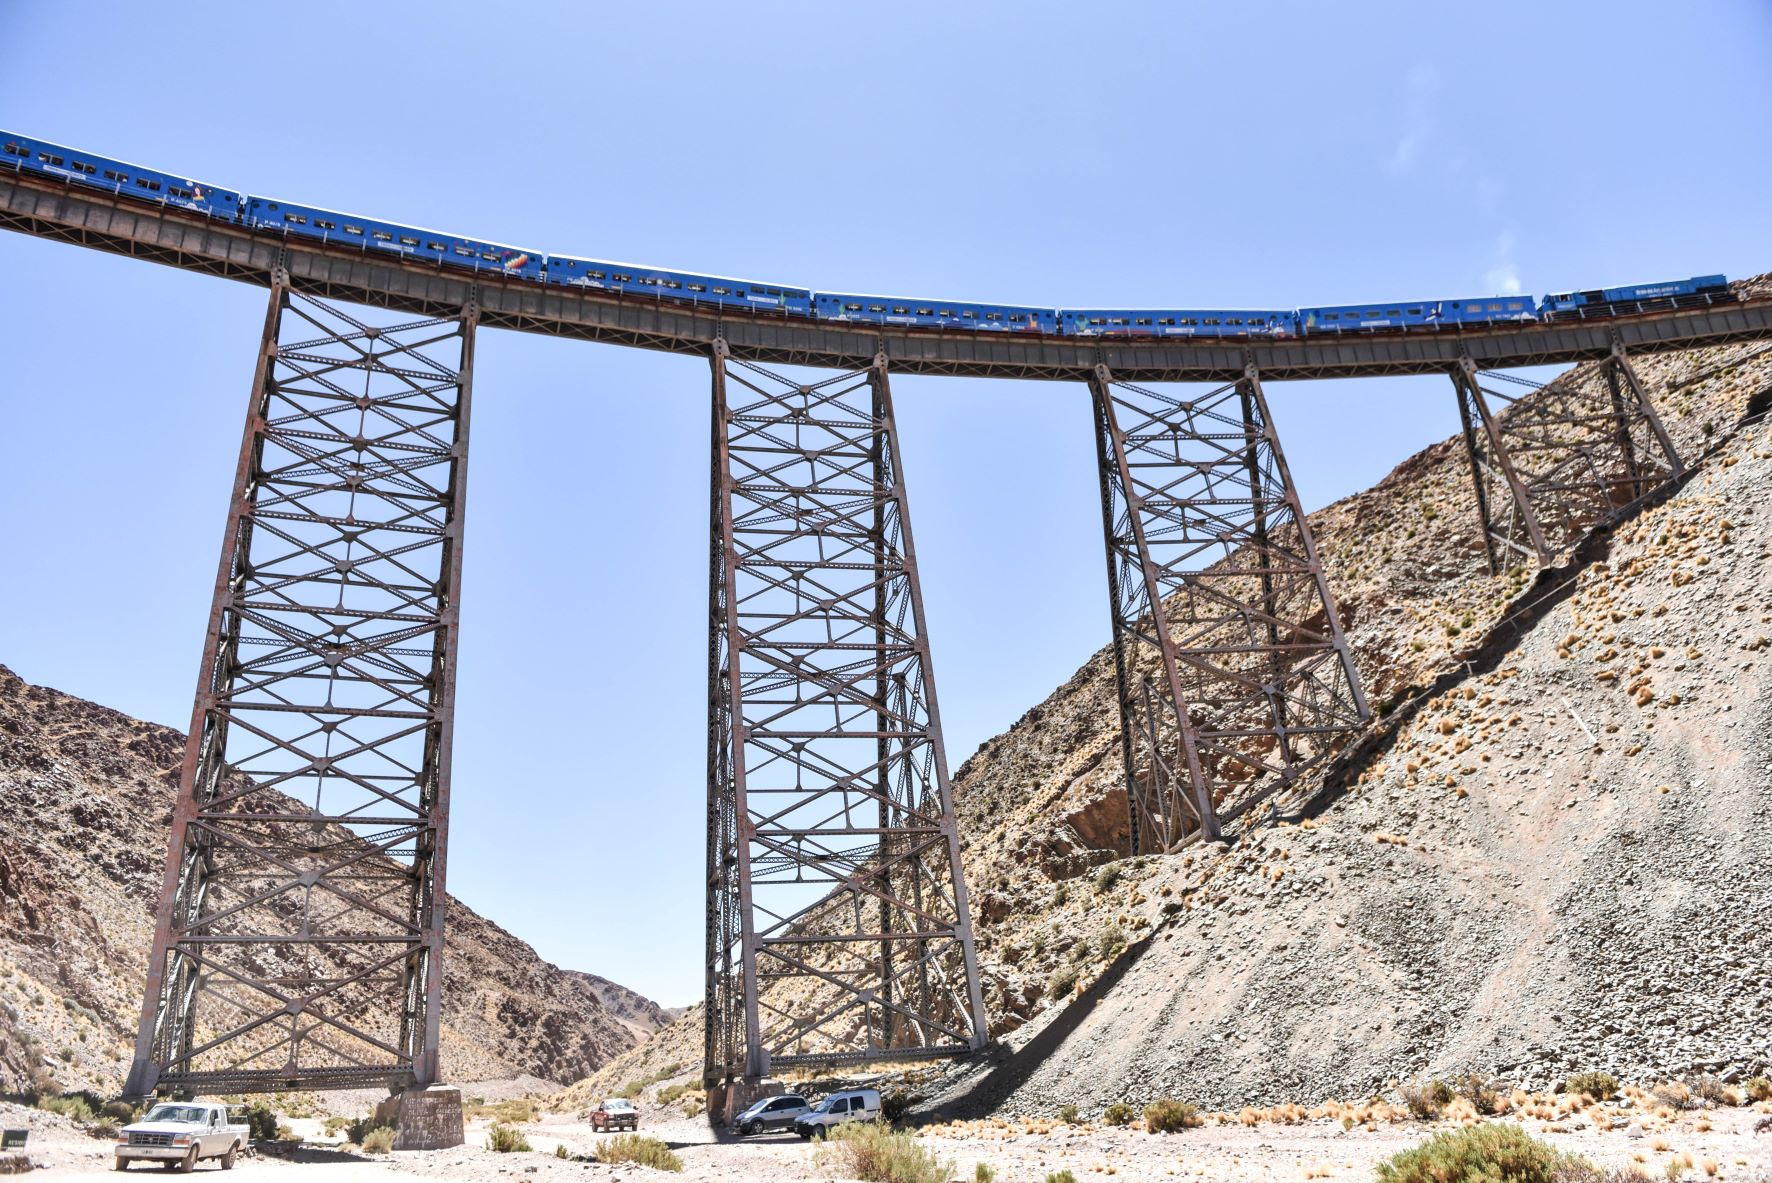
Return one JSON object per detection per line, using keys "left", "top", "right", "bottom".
{"left": 1135, "top": 317, "right": 1153, "bottom": 326}
{"left": 136, "top": 177, "right": 161, "bottom": 190}
{"left": 1228, "top": 318, "right": 1243, "bottom": 325}
{"left": 168, "top": 187, "right": 191, "bottom": 199}
{"left": 285, "top": 214, "right": 307, "bottom": 225}
{"left": 1407, "top": 308, "right": 1421, "bottom": 315}
{"left": 1508, "top": 302, "right": 1522, "bottom": 310}
{"left": 1159, "top": 317, "right": 1175, "bottom": 325}
{"left": 371, "top": 230, "right": 392, "bottom": 241}
{"left": 1204, "top": 318, "right": 1220, "bottom": 325}
{"left": 481, "top": 252, "right": 497, "bottom": 261}
{"left": 846, "top": 303, "right": 862, "bottom": 311}
{"left": 316, "top": 219, "right": 336, "bottom": 230}
{"left": 344, "top": 224, "right": 363, "bottom": 235}
{"left": 615, "top": 273, "right": 633, "bottom": 282}
{"left": 39, "top": 153, "right": 64, "bottom": 165}
{"left": 918, "top": 308, "right": 933, "bottom": 316}
{"left": 2, "top": 143, "right": 19, "bottom": 155}
{"left": 1386, "top": 309, "right": 1400, "bottom": 316}
{"left": 688, "top": 283, "right": 706, "bottom": 292}
{"left": 961, "top": 310, "right": 975, "bottom": 318}
{"left": 986, "top": 312, "right": 1002, "bottom": 320}
{"left": 1325, "top": 313, "right": 1338, "bottom": 321}
{"left": 589, "top": 270, "right": 605, "bottom": 280}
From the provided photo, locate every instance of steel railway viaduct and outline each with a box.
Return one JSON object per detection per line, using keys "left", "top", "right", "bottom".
{"left": 5, "top": 169, "right": 1771, "bottom": 1127}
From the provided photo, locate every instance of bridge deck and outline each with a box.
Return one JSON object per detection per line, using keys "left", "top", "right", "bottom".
{"left": 4, "top": 171, "right": 1770, "bottom": 382}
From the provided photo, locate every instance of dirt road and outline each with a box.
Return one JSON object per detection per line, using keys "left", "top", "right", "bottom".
{"left": 10, "top": 1101, "right": 1770, "bottom": 1182}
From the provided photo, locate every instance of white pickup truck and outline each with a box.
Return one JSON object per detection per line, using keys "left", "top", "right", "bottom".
{"left": 114, "top": 1102, "right": 248, "bottom": 1172}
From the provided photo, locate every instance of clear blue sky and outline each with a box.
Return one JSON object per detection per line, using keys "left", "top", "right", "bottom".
{"left": 2, "top": 3, "right": 1768, "bottom": 1008}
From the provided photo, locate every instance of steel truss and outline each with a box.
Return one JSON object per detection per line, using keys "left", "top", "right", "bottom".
{"left": 125, "top": 273, "right": 477, "bottom": 1097}
{"left": 705, "top": 343, "right": 987, "bottom": 1084}
{"left": 1450, "top": 344, "right": 1683, "bottom": 574}
{"left": 1090, "top": 363, "right": 1370, "bottom": 852}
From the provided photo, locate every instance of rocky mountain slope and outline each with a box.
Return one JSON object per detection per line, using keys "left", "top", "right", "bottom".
{"left": 566, "top": 973, "right": 683, "bottom": 1043}
{"left": 0, "top": 667, "right": 667, "bottom": 1096}
{"left": 559, "top": 285, "right": 1772, "bottom": 1111}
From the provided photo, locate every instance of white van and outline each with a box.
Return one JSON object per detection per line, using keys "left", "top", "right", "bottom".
{"left": 793, "top": 1089, "right": 883, "bottom": 1138}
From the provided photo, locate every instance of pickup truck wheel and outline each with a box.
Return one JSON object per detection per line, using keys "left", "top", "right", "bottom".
{"left": 112, "top": 1158, "right": 129, "bottom": 1171}
{"left": 220, "top": 1142, "right": 238, "bottom": 1170}
{"left": 176, "top": 1147, "right": 197, "bottom": 1174}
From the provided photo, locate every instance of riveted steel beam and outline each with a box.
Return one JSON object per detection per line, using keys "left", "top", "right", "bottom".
{"left": 125, "top": 278, "right": 477, "bottom": 1098}
{"left": 705, "top": 345, "right": 986, "bottom": 1085}
{"left": 1090, "top": 364, "right": 1370, "bottom": 852}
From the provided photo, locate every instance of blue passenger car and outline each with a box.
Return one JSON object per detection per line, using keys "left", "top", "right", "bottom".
{"left": 1, "top": 131, "right": 242, "bottom": 221}
{"left": 814, "top": 292, "right": 1057, "bottom": 333}
{"left": 1539, "top": 275, "right": 1728, "bottom": 317}
{"left": 545, "top": 256, "right": 811, "bottom": 315}
{"left": 1059, "top": 308, "right": 1296, "bottom": 338}
{"left": 1299, "top": 295, "right": 1533, "bottom": 333}
{"left": 244, "top": 197, "right": 544, "bottom": 281}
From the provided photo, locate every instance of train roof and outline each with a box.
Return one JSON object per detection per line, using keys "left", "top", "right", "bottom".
{"left": 245, "top": 194, "right": 542, "bottom": 255}
{"left": 3, "top": 129, "right": 237, "bottom": 193}
{"left": 1300, "top": 294, "right": 1527, "bottom": 311}
{"left": 818, "top": 289, "right": 1056, "bottom": 311}
{"left": 1059, "top": 306, "right": 1294, "bottom": 315}
{"left": 544, "top": 252, "right": 811, "bottom": 291}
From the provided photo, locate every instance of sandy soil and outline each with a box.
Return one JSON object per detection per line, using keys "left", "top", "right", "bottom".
{"left": 10, "top": 1099, "right": 1770, "bottom": 1183}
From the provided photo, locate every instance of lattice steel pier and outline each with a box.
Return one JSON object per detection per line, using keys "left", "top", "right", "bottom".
{"left": 125, "top": 274, "right": 476, "bottom": 1097}
{"left": 1451, "top": 343, "right": 1684, "bottom": 574}
{"left": 705, "top": 344, "right": 988, "bottom": 1084}
{"left": 1091, "top": 363, "right": 1370, "bottom": 852}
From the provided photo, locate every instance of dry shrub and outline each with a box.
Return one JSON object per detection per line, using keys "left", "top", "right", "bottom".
{"left": 1443, "top": 1097, "right": 1480, "bottom": 1124}
{"left": 1101, "top": 1103, "right": 1133, "bottom": 1127}
{"left": 1376, "top": 1122, "right": 1586, "bottom": 1183}
{"left": 360, "top": 1127, "right": 395, "bottom": 1154}
{"left": 1745, "top": 1077, "right": 1772, "bottom": 1103}
{"left": 595, "top": 1134, "right": 682, "bottom": 1173}
{"left": 1238, "top": 1107, "right": 1261, "bottom": 1127}
{"left": 1401, "top": 1078, "right": 1455, "bottom": 1120}
{"left": 1455, "top": 1072, "right": 1506, "bottom": 1115}
{"left": 813, "top": 1122, "right": 948, "bottom": 1183}
{"left": 1566, "top": 1072, "right": 1620, "bottom": 1101}
{"left": 1652, "top": 1083, "right": 1696, "bottom": 1111}
{"left": 486, "top": 1124, "right": 531, "bottom": 1153}
{"left": 1687, "top": 1076, "right": 1730, "bottom": 1106}
{"left": 1143, "top": 1098, "right": 1202, "bottom": 1133}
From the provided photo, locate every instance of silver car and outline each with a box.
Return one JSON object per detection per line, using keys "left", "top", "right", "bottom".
{"left": 732, "top": 1094, "right": 810, "bottom": 1136}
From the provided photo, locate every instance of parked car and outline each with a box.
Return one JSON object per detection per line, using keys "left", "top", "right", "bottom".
{"left": 589, "top": 1098, "right": 638, "bottom": 1132}
{"left": 114, "top": 1102, "right": 247, "bottom": 1172}
{"left": 732, "top": 1093, "right": 810, "bottom": 1136}
{"left": 794, "top": 1089, "right": 883, "bottom": 1139}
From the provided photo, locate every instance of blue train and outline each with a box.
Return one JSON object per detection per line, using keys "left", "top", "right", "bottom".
{"left": 817, "top": 292, "right": 1057, "bottom": 333}
{"left": 1, "top": 129, "right": 1736, "bottom": 341}
{"left": 1538, "top": 275, "right": 1728, "bottom": 319}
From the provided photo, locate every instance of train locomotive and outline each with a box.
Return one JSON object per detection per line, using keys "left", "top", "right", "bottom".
{"left": 2, "top": 130, "right": 1735, "bottom": 342}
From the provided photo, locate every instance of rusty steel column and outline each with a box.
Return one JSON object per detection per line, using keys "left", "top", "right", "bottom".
{"left": 1089, "top": 363, "right": 1370, "bottom": 851}
{"left": 125, "top": 278, "right": 477, "bottom": 1098}
{"left": 1089, "top": 364, "right": 1216, "bottom": 851}
{"left": 704, "top": 345, "right": 987, "bottom": 1085}
{"left": 1450, "top": 349, "right": 1683, "bottom": 577}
